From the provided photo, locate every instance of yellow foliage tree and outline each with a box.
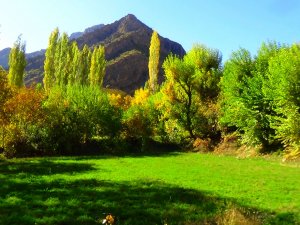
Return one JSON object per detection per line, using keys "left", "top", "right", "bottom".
{"left": 89, "top": 45, "right": 106, "bottom": 87}
{"left": 148, "top": 31, "right": 160, "bottom": 93}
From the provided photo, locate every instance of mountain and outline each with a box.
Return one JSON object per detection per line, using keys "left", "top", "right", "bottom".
{"left": 70, "top": 24, "right": 105, "bottom": 40}
{"left": 74, "top": 14, "right": 185, "bottom": 93}
{"left": 26, "top": 49, "right": 46, "bottom": 59}
{"left": 1, "top": 14, "right": 186, "bottom": 94}
{"left": 0, "top": 48, "right": 11, "bottom": 69}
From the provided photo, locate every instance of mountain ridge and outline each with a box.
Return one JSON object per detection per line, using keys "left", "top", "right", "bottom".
{"left": 0, "top": 14, "right": 185, "bottom": 94}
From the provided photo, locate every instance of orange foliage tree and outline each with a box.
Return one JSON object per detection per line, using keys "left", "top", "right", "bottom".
{"left": 3, "top": 87, "right": 45, "bottom": 157}
{"left": 0, "top": 67, "right": 12, "bottom": 150}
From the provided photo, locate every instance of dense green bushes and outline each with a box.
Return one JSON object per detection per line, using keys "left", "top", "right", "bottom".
{"left": 1, "top": 85, "right": 121, "bottom": 157}
{"left": 42, "top": 85, "right": 121, "bottom": 154}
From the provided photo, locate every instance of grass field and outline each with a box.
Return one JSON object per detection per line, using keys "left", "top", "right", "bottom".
{"left": 0, "top": 153, "right": 299, "bottom": 225}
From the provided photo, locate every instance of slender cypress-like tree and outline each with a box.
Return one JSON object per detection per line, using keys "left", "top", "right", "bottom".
{"left": 78, "top": 44, "right": 91, "bottom": 85}
{"left": 8, "top": 36, "right": 26, "bottom": 88}
{"left": 69, "top": 41, "right": 80, "bottom": 85}
{"left": 55, "top": 32, "right": 69, "bottom": 86}
{"left": 44, "top": 28, "right": 59, "bottom": 92}
{"left": 148, "top": 31, "right": 160, "bottom": 93}
{"left": 89, "top": 45, "right": 106, "bottom": 87}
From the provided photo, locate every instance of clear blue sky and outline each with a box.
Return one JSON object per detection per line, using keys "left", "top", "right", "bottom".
{"left": 0, "top": 0, "right": 300, "bottom": 60}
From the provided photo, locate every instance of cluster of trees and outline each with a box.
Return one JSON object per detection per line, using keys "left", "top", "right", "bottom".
{"left": 220, "top": 42, "right": 300, "bottom": 157}
{"left": 1, "top": 29, "right": 299, "bottom": 158}
{"left": 43, "top": 28, "right": 106, "bottom": 91}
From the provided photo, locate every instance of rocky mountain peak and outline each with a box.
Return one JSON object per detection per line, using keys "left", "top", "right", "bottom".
{"left": 1, "top": 14, "right": 186, "bottom": 94}
{"left": 118, "top": 14, "right": 149, "bottom": 33}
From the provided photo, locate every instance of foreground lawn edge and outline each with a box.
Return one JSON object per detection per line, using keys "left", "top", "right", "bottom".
{"left": 0, "top": 153, "right": 299, "bottom": 225}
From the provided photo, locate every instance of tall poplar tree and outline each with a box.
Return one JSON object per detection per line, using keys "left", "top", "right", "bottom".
{"left": 69, "top": 41, "right": 80, "bottom": 85}
{"left": 78, "top": 44, "right": 91, "bottom": 85}
{"left": 148, "top": 31, "right": 160, "bottom": 93}
{"left": 8, "top": 36, "right": 26, "bottom": 88}
{"left": 55, "top": 32, "right": 69, "bottom": 86}
{"left": 89, "top": 45, "right": 106, "bottom": 87}
{"left": 44, "top": 28, "right": 59, "bottom": 92}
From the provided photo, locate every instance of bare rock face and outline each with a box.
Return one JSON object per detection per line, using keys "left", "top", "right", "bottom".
{"left": 105, "top": 50, "right": 148, "bottom": 93}
{"left": 11, "top": 14, "right": 185, "bottom": 94}
{"left": 69, "top": 24, "right": 105, "bottom": 40}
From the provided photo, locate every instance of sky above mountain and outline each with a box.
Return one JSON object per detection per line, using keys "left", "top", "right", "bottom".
{"left": 0, "top": 0, "right": 299, "bottom": 60}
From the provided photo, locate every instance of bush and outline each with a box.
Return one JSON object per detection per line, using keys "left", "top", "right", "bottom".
{"left": 3, "top": 87, "right": 46, "bottom": 157}
{"left": 43, "top": 85, "right": 121, "bottom": 154}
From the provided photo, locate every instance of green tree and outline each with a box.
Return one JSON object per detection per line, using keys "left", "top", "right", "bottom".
{"left": 220, "top": 42, "right": 282, "bottom": 150}
{"left": 220, "top": 48, "right": 255, "bottom": 136}
{"left": 89, "top": 45, "right": 106, "bottom": 87}
{"left": 69, "top": 41, "right": 80, "bottom": 85}
{"left": 266, "top": 44, "right": 300, "bottom": 155}
{"left": 8, "top": 36, "right": 26, "bottom": 87}
{"left": 162, "top": 44, "right": 222, "bottom": 141}
{"left": 55, "top": 32, "right": 69, "bottom": 86}
{"left": 43, "top": 28, "right": 59, "bottom": 92}
{"left": 148, "top": 31, "right": 160, "bottom": 93}
{"left": 78, "top": 44, "right": 91, "bottom": 85}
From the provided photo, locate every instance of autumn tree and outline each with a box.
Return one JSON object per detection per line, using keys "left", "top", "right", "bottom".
{"left": 8, "top": 36, "right": 26, "bottom": 87}
{"left": 148, "top": 31, "right": 160, "bottom": 93}
{"left": 162, "top": 44, "right": 222, "bottom": 142}
{"left": 89, "top": 45, "right": 106, "bottom": 87}
{"left": 3, "top": 87, "right": 45, "bottom": 157}
{"left": 0, "top": 67, "right": 12, "bottom": 149}
{"left": 44, "top": 28, "right": 59, "bottom": 92}
{"left": 122, "top": 88, "right": 152, "bottom": 151}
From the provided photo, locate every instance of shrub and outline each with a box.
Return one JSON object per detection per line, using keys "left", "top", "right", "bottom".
{"left": 3, "top": 87, "right": 46, "bottom": 157}
{"left": 43, "top": 85, "right": 121, "bottom": 154}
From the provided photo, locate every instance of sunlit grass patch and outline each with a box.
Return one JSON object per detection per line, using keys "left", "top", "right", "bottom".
{"left": 0, "top": 153, "right": 299, "bottom": 224}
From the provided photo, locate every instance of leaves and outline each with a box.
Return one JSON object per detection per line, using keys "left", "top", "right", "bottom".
{"left": 162, "top": 45, "right": 222, "bottom": 141}
{"left": 8, "top": 36, "right": 26, "bottom": 88}
{"left": 89, "top": 45, "right": 106, "bottom": 87}
{"left": 148, "top": 31, "right": 160, "bottom": 93}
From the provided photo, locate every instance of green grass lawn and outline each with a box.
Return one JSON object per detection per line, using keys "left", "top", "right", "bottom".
{"left": 0, "top": 153, "right": 299, "bottom": 225}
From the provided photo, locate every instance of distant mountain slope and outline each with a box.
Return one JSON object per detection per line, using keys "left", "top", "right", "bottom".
{"left": 1, "top": 14, "right": 185, "bottom": 94}
{"left": 70, "top": 24, "right": 105, "bottom": 40}
{"left": 0, "top": 48, "right": 10, "bottom": 69}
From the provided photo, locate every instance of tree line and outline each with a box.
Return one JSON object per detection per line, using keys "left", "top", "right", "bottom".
{"left": 0, "top": 29, "right": 299, "bottom": 159}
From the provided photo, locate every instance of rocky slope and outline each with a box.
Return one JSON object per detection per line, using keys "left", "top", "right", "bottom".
{"left": 69, "top": 24, "right": 105, "bottom": 40}
{"left": 1, "top": 14, "right": 186, "bottom": 94}
{"left": 0, "top": 48, "right": 10, "bottom": 69}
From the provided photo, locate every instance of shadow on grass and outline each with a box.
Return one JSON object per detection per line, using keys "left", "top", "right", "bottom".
{"left": 0, "top": 159, "right": 95, "bottom": 176}
{"left": 0, "top": 160, "right": 298, "bottom": 225}
{"left": 62, "top": 139, "right": 184, "bottom": 160}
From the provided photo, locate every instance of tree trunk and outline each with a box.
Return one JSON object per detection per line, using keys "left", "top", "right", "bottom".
{"left": 186, "top": 90, "right": 195, "bottom": 139}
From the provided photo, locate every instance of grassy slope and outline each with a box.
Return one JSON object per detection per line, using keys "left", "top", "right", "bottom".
{"left": 0, "top": 153, "right": 299, "bottom": 225}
